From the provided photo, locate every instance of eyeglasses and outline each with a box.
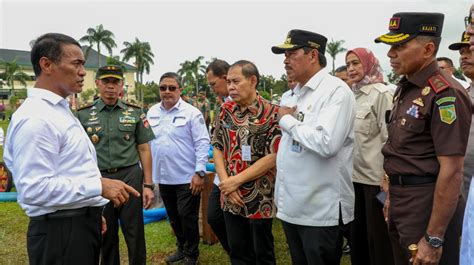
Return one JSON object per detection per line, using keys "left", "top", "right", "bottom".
{"left": 465, "top": 12, "right": 473, "bottom": 28}
{"left": 159, "top": 85, "right": 178, "bottom": 92}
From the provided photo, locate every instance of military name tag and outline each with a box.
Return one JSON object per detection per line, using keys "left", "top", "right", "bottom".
{"left": 242, "top": 145, "right": 251, "bottom": 161}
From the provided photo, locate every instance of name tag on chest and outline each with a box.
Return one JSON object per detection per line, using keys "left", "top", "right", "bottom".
{"left": 242, "top": 145, "right": 251, "bottom": 161}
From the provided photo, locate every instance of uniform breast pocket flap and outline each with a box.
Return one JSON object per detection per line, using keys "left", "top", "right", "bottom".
{"left": 400, "top": 117, "right": 425, "bottom": 133}
{"left": 354, "top": 109, "right": 371, "bottom": 134}
{"left": 118, "top": 123, "right": 135, "bottom": 132}
{"left": 173, "top": 117, "right": 187, "bottom": 127}
{"left": 148, "top": 118, "right": 160, "bottom": 127}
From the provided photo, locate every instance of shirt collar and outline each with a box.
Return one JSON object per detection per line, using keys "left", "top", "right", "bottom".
{"left": 160, "top": 98, "right": 183, "bottom": 111}
{"left": 358, "top": 84, "right": 374, "bottom": 95}
{"left": 231, "top": 94, "right": 262, "bottom": 115}
{"left": 406, "top": 60, "right": 438, "bottom": 88}
{"left": 301, "top": 69, "right": 325, "bottom": 91}
{"left": 28, "top": 88, "right": 68, "bottom": 107}
{"left": 96, "top": 98, "right": 127, "bottom": 111}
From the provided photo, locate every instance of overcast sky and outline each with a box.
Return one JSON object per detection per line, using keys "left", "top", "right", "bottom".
{"left": 1, "top": 0, "right": 472, "bottom": 83}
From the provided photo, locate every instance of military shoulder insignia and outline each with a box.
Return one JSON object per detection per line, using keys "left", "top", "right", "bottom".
{"left": 439, "top": 104, "right": 456, "bottom": 124}
{"left": 435, "top": 97, "right": 456, "bottom": 105}
{"left": 428, "top": 75, "right": 450, "bottom": 94}
{"left": 77, "top": 102, "right": 94, "bottom": 111}
{"left": 124, "top": 101, "right": 141, "bottom": 109}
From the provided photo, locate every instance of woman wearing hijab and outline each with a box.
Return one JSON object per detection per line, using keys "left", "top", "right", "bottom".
{"left": 346, "top": 47, "right": 395, "bottom": 265}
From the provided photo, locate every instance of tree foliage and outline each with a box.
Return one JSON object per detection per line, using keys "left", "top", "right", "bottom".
{"left": 0, "top": 60, "right": 30, "bottom": 95}
{"left": 326, "top": 39, "right": 347, "bottom": 75}
{"left": 79, "top": 24, "right": 117, "bottom": 68}
{"left": 387, "top": 69, "right": 402, "bottom": 84}
{"left": 121, "top": 38, "right": 155, "bottom": 85}
{"left": 177, "top": 56, "right": 207, "bottom": 95}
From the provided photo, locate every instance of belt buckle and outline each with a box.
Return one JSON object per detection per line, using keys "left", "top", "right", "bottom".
{"left": 398, "top": 175, "right": 403, "bottom": 186}
{"left": 107, "top": 168, "right": 118, "bottom": 173}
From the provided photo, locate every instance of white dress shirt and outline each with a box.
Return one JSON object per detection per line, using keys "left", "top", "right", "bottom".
{"left": 147, "top": 98, "right": 210, "bottom": 185}
{"left": 275, "top": 70, "right": 356, "bottom": 226}
{"left": 4, "top": 88, "right": 107, "bottom": 217}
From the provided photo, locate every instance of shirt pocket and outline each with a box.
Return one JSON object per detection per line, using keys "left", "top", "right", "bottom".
{"left": 171, "top": 117, "right": 189, "bottom": 137}
{"left": 354, "top": 109, "right": 371, "bottom": 135}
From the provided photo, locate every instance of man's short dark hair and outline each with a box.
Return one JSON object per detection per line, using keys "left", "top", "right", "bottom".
{"left": 229, "top": 60, "right": 260, "bottom": 88}
{"left": 159, "top": 72, "right": 183, "bottom": 88}
{"left": 335, "top": 65, "right": 347, "bottom": 73}
{"left": 206, "top": 59, "right": 230, "bottom": 77}
{"left": 436, "top": 57, "right": 454, "bottom": 67}
{"left": 30, "top": 33, "right": 81, "bottom": 77}
{"left": 302, "top": 47, "right": 327, "bottom": 68}
{"left": 416, "top": 36, "right": 441, "bottom": 55}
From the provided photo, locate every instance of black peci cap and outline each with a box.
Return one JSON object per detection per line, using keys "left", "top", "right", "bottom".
{"left": 96, "top": 65, "right": 123, "bottom": 80}
{"left": 448, "top": 31, "right": 470, "bottom": 50}
{"left": 272, "top": 29, "right": 328, "bottom": 55}
{"left": 375, "top": 12, "right": 444, "bottom": 45}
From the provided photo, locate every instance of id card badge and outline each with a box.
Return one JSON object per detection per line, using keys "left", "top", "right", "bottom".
{"left": 242, "top": 145, "right": 252, "bottom": 161}
{"left": 291, "top": 140, "right": 302, "bottom": 153}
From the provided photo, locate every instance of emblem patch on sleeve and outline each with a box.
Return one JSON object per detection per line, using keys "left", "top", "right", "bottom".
{"left": 438, "top": 104, "right": 456, "bottom": 124}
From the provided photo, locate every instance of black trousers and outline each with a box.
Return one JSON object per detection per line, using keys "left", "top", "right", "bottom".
{"left": 281, "top": 219, "right": 343, "bottom": 265}
{"left": 207, "top": 183, "right": 230, "bottom": 254}
{"left": 159, "top": 183, "right": 201, "bottom": 259}
{"left": 351, "top": 182, "right": 395, "bottom": 265}
{"left": 224, "top": 212, "right": 275, "bottom": 265}
{"left": 27, "top": 207, "right": 103, "bottom": 265}
{"left": 101, "top": 164, "right": 146, "bottom": 265}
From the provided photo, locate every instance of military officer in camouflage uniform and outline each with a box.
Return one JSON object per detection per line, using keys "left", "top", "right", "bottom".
{"left": 77, "top": 65, "right": 155, "bottom": 265}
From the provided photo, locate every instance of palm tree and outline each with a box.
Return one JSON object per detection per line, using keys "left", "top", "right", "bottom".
{"left": 177, "top": 56, "right": 206, "bottom": 95}
{"left": 121, "top": 38, "right": 155, "bottom": 103}
{"left": 79, "top": 24, "right": 117, "bottom": 68}
{"left": 0, "top": 60, "right": 30, "bottom": 96}
{"left": 326, "top": 39, "right": 347, "bottom": 74}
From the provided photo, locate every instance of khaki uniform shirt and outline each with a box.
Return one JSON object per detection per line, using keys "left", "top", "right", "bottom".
{"left": 353, "top": 83, "right": 393, "bottom": 186}
{"left": 76, "top": 99, "right": 155, "bottom": 171}
{"left": 382, "top": 61, "right": 472, "bottom": 177}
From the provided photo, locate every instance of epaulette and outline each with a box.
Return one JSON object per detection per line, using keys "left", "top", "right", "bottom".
{"left": 373, "top": 83, "right": 390, "bottom": 94}
{"left": 76, "top": 102, "right": 94, "bottom": 111}
{"left": 428, "top": 74, "right": 450, "bottom": 94}
{"left": 124, "top": 101, "right": 141, "bottom": 109}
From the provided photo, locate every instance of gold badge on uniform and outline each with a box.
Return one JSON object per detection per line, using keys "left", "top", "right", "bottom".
{"left": 87, "top": 127, "right": 93, "bottom": 133}
{"left": 95, "top": 126, "right": 102, "bottom": 132}
{"left": 401, "top": 118, "right": 406, "bottom": 126}
{"left": 422, "top": 86, "right": 431, "bottom": 96}
{"left": 412, "top": 97, "right": 424, "bottom": 107}
{"left": 91, "top": 134, "right": 99, "bottom": 144}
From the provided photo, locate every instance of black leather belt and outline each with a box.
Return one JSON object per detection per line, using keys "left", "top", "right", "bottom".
{"left": 389, "top": 175, "right": 437, "bottom": 186}
{"left": 100, "top": 163, "right": 138, "bottom": 174}
{"left": 30, "top": 206, "right": 103, "bottom": 221}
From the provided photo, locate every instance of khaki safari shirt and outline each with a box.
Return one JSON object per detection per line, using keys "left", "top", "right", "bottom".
{"left": 353, "top": 83, "right": 393, "bottom": 186}
{"left": 212, "top": 95, "right": 281, "bottom": 219}
{"left": 382, "top": 61, "right": 472, "bottom": 177}
{"left": 76, "top": 99, "right": 155, "bottom": 171}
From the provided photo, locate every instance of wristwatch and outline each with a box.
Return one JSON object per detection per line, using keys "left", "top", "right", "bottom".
{"left": 143, "top": 183, "right": 155, "bottom": 191}
{"left": 424, "top": 233, "right": 444, "bottom": 248}
{"left": 196, "top": 171, "right": 206, "bottom": 178}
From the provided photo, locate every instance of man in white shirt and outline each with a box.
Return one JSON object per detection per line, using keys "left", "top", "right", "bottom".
{"left": 437, "top": 56, "right": 470, "bottom": 89}
{"left": 271, "top": 29, "right": 356, "bottom": 265}
{"left": 147, "top": 72, "right": 210, "bottom": 265}
{"left": 3, "top": 32, "right": 139, "bottom": 265}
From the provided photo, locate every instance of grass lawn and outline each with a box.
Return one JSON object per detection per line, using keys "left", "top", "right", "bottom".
{"left": 0, "top": 202, "right": 352, "bottom": 264}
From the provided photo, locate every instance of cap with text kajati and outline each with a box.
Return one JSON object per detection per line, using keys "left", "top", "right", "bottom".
{"left": 271, "top": 29, "right": 328, "bottom": 55}
{"left": 374, "top": 12, "right": 444, "bottom": 45}
{"left": 96, "top": 65, "right": 123, "bottom": 80}
{"left": 448, "top": 31, "right": 470, "bottom": 50}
